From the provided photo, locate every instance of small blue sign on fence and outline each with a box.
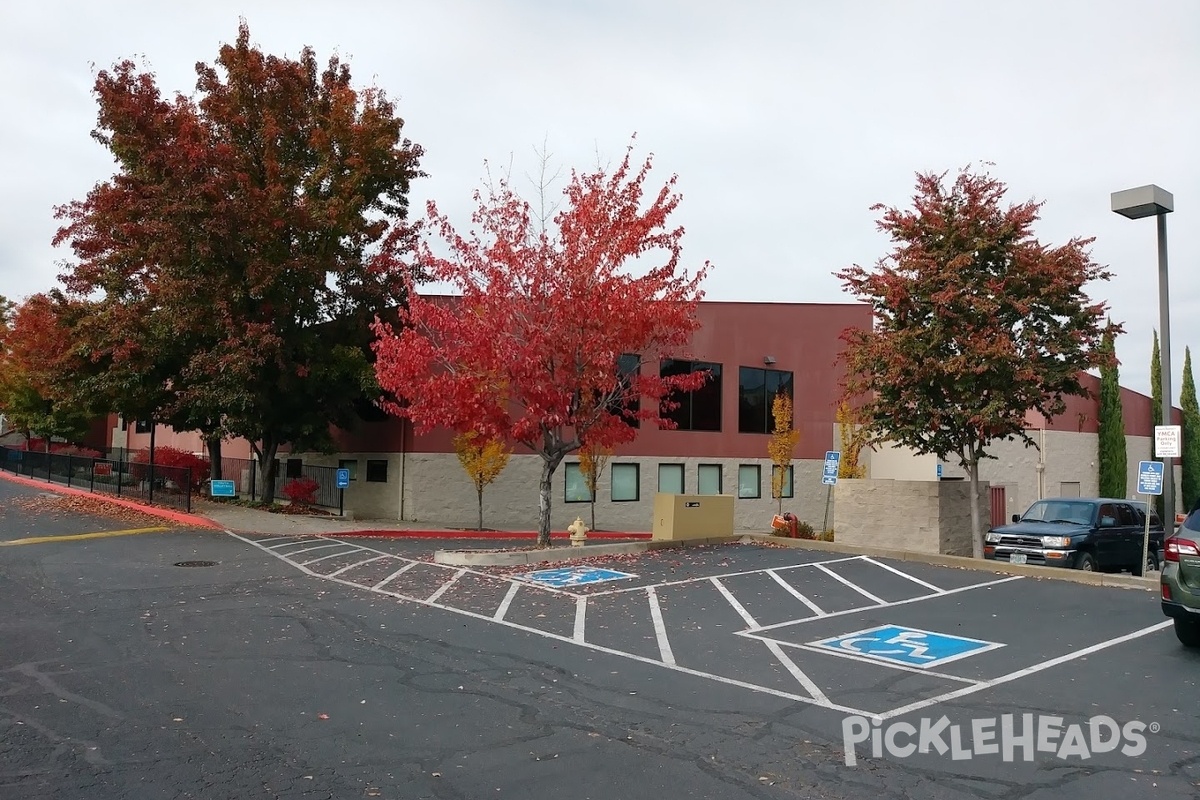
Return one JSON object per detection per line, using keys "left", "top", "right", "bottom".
{"left": 209, "top": 479, "right": 236, "bottom": 498}
{"left": 336, "top": 468, "right": 351, "bottom": 489}
{"left": 822, "top": 451, "right": 841, "bottom": 486}
{"left": 520, "top": 567, "right": 636, "bottom": 588}
{"left": 1137, "top": 460, "right": 1164, "bottom": 496}
{"left": 809, "top": 624, "right": 1003, "bottom": 669}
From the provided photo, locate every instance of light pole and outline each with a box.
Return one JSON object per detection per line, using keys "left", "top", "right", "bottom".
{"left": 1111, "top": 184, "right": 1175, "bottom": 531}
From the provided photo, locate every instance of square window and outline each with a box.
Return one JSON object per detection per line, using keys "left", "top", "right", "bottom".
{"left": 738, "top": 367, "right": 795, "bottom": 434}
{"left": 286, "top": 458, "right": 303, "bottom": 479}
{"left": 135, "top": 419, "right": 152, "bottom": 434}
{"left": 698, "top": 464, "right": 722, "bottom": 495}
{"left": 660, "top": 360, "right": 722, "bottom": 431}
{"left": 564, "top": 463, "right": 592, "bottom": 503}
{"left": 737, "top": 465, "right": 761, "bottom": 499}
{"left": 610, "top": 463, "right": 640, "bottom": 502}
{"left": 366, "top": 459, "right": 388, "bottom": 483}
{"left": 772, "top": 465, "right": 794, "bottom": 499}
{"left": 658, "top": 463, "right": 684, "bottom": 495}
{"left": 338, "top": 459, "right": 358, "bottom": 481}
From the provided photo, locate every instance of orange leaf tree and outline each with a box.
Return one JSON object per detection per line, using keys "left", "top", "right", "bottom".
{"left": 767, "top": 392, "right": 800, "bottom": 515}
{"left": 835, "top": 400, "right": 867, "bottom": 479}
{"left": 835, "top": 165, "right": 1118, "bottom": 558}
{"left": 578, "top": 438, "right": 613, "bottom": 530}
{"left": 453, "top": 431, "right": 512, "bottom": 531}
{"left": 372, "top": 141, "right": 710, "bottom": 547}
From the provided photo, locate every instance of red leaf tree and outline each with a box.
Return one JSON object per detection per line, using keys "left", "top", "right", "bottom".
{"left": 372, "top": 142, "right": 710, "bottom": 546}
{"left": 835, "top": 165, "right": 1118, "bottom": 557}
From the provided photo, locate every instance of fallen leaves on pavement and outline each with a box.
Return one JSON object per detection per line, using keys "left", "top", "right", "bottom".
{"left": 3, "top": 493, "right": 182, "bottom": 527}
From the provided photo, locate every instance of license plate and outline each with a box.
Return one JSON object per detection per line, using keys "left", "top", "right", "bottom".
{"left": 1010, "top": 553, "right": 1028, "bottom": 565}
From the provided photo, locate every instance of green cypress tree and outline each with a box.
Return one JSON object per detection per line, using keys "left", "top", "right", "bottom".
{"left": 1151, "top": 331, "right": 1165, "bottom": 519}
{"left": 1098, "top": 326, "right": 1127, "bottom": 498}
{"left": 1181, "top": 347, "right": 1200, "bottom": 512}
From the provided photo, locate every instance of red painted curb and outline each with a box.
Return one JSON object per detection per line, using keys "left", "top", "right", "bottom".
{"left": 0, "top": 471, "right": 223, "bottom": 530}
{"left": 336, "top": 530, "right": 653, "bottom": 540}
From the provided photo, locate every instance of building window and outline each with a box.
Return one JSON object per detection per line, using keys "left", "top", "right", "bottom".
{"left": 366, "top": 459, "right": 388, "bottom": 483}
{"left": 564, "top": 463, "right": 592, "bottom": 503}
{"left": 658, "top": 463, "right": 684, "bottom": 495}
{"left": 135, "top": 419, "right": 152, "bottom": 434}
{"left": 611, "top": 463, "right": 640, "bottom": 502}
{"left": 615, "top": 353, "right": 641, "bottom": 428}
{"left": 338, "top": 459, "right": 358, "bottom": 481}
{"left": 738, "top": 367, "right": 794, "bottom": 434}
{"left": 286, "top": 458, "right": 303, "bottom": 479}
{"left": 738, "top": 465, "right": 761, "bottom": 499}
{"left": 660, "top": 360, "right": 722, "bottom": 431}
{"left": 698, "top": 464, "right": 722, "bottom": 495}
{"left": 771, "top": 465, "right": 794, "bottom": 499}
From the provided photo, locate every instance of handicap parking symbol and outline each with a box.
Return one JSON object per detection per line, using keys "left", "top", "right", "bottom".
{"left": 809, "top": 624, "right": 1003, "bottom": 669}
{"left": 520, "top": 566, "right": 637, "bottom": 588}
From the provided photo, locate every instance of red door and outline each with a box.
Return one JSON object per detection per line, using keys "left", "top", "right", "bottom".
{"left": 990, "top": 486, "right": 1007, "bottom": 528}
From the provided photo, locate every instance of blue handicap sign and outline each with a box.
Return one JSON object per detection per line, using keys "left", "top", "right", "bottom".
{"left": 336, "top": 468, "right": 351, "bottom": 489}
{"left": 520, "top": 566, "right": 637, "bottom": 588}
{"left": 1137, "top": 460, "right": 1164, "bottom": 495}
{"left": 809, "top": 624, "right": 1003, "bottom": 669}
{"left": 822, "top": 451, "right": 841, "bottom": 486}
{"left": 209, "top": 479, "right": 236, "bottom": 498}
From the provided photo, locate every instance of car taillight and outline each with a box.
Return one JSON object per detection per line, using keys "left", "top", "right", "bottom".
{"left": 1164, "top": 537, "right": 1199, "bottom": 562}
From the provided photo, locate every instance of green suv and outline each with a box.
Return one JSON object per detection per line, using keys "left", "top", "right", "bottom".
{"left": 1161, "top": 507, "right": 1200, "bottom": 646}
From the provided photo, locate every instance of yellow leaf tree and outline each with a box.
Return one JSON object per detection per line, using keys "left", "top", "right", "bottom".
{"left": 836, "top": 400, "right": 867, "bottom": 478}
{"left": 578, "top": 439, "right": 612, "bottom": 530}
{"left": 767, "top": 393, "right": 801, "bottom": 515}
{"left": 453, "top": 431, "right": 512, "bottom": 530}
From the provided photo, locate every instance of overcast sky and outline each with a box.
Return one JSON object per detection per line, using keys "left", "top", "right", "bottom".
{"left": 2, "top": 1, "right": 1197, "bottom": 404}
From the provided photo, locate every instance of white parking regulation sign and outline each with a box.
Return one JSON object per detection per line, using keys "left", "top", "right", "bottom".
{"left": 1155, "top": 425, "right": 1181, "bottom": 458}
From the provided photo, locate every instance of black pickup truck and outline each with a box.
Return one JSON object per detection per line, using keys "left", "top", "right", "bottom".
{"left": 983, "top": 497, "right": 1163, "bottom": 575}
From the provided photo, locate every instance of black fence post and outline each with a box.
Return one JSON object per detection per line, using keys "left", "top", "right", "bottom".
{"left": 90, "top": 458, "right": 96, "bottom": 493}
{"left": 117, "top": 459, "right": 123, "bottom": 498}
{"left": 251, "top": 460, "right": 257, "bottom": 503}
{"left": 185, "top": 468, "right": 192, "bottom": 514}
{"left": 148, "top": 462, "right": 155, "bottom": 506}
{"left": 66, "top": 455, "right": 73, "bottom": 488}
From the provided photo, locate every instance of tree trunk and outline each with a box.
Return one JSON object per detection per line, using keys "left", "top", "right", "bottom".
{"left": 537, "top": 455, "right": 563, "bottom": 549}
{"left": 967, "top": 455, "right": 983, "bottom": 559}
{"left": 478, "top": 487, "right": 484, "bottom": 531}
{"left": 259, "top": 437, "right": 280, "bottom": 505}
{"left": 206, "top": 435, "right": 223, "bottom": 482}
{"left": 589, "top": 498, "right": 595, "bottom": 531}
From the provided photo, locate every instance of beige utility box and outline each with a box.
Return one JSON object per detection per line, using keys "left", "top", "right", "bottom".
{"left": 651, "top": 493, "right": 735, "bottom": 541}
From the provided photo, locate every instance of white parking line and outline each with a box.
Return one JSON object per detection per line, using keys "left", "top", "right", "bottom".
{"left": 494, "top": 582, "right": 522, "bottom": 621}
{"left": 743, "top": 575, "right": 1025, "bottom": 634}
{"left": 255, "top": 536, "right": 296, "bottom": 545}
{"left": 860, "top": 557, "right": 944, "bottom": 593}
{"left": 426, "top": 569, "right": 467, "bottom": 603}
{"left": 586, "top": 555, "right": 867, "bottom": 597}
{"left": 766, "top": 569, "right": 826, "bottom": 616}
{"left": 266, "top": 538, "right": 321, "bottom": 549}
{"left": 326, "top": 554, "right": 390, "bottom": 578}
{"left": 278, "top": 542, "right": 347, "bottom": 558}
{"left": 875, "top": 620, "right": 1174, "bottom": 721}
{"left": 372, "top": 561, "right": 418, "bottom": 590}
{"left": 574, "top": 596, "right": 587, "bottom": 642}
{"left": 647, "top": 587, "right": 676, "bottom": 666}
{"left": 710, "top": 577, "right": 759, "bottom": 628}
{"left": 815, "top": 562, "right": 886, "bottom": 604}
{"left": 301, "top": 548, "right": 365, "bottom": 566}
{"left": 763, "top": 639, "right": 831, "bottom": 704}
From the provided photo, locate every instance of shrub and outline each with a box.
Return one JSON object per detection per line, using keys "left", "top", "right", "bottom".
{"left": 795, "top": 520, "right": 816, "bottom": 539}
{"left": 281, "top": 477, "right": 320, "bottom": 507}
{"left": 130, "top": 446, "right": 210, "bottom": 491}
{"left": 818, "top": 529, "right": 835, "bottom": 542}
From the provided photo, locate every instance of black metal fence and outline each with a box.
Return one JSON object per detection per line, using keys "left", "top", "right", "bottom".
{"left": 1, "top": 445, "right": 193, "bottom": 513}
{"left": 297, "top": 463, "right": 341, "bottom": 510}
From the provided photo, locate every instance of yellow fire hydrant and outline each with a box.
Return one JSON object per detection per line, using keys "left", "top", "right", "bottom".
{"left": 568, "top": 517, "right": 589, "bottom": 547}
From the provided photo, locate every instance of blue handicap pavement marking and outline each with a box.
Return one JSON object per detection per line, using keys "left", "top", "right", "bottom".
{"left": 809, "top": 624, "right": 1004, "bottom": 669}
{"left": 520, "top": 566, "right": 637, "bottom": 588}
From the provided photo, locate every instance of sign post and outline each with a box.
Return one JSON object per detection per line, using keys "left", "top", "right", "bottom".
{"left": 336, "top": 468, "right": 351, "bottom": 517}
{"left": 1137, "top": 460, "right": 1165, "bottom": 576}
{"left": 821, "top": 451, "right": 841, "bottom": 533}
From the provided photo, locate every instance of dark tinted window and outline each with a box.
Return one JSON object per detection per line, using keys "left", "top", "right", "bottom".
{"left": 366, "top": 459, "right": 388, "bottom": 483}
{"left": 286, "top": 458, "right": 303, "bottom": 479}
{"left": 738, "top": 367, "right": 794, "bottom": 434}
{"left": 1183, "top": 511, "right": 1200, "bottom": 533}
{"left": 616, "top": 353, "right": 640, "bottom": 428}
{"left": 1117, "top": 504, "right": 1139, "bottom": 525}
{"left": 660, "top": 360, "right": 722, "bottom": 432}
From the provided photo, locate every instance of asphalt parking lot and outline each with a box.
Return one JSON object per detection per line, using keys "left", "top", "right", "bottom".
{"left": 4, "top": 474, "right": 1200, "bottom": 799}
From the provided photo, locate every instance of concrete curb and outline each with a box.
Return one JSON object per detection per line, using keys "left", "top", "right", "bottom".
{"left": 739, "top": 533, "right": 1159, "bottom": 591}
{"left": 0, "top": 471, "right": 224, "bottom": 530}
{"left": 433, "top": 536, "right": 741, "bottom": 567}
{"left": 340, "top": 529, "right": 652, "bottom": 541}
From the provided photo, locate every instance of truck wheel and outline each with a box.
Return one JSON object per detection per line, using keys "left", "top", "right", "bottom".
{"left": 1133, "top": 550, "right": 1159, "bottom": 577}
{"left": 1074, "top": 551, "right": 1097, "bottom": 572}
{"left": 1174, "top": 617, "right": 1200, "bottom": 648}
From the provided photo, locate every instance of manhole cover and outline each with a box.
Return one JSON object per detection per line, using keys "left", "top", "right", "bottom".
{"left": 174, "top": 560, "right": 218, "bottom": 568}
